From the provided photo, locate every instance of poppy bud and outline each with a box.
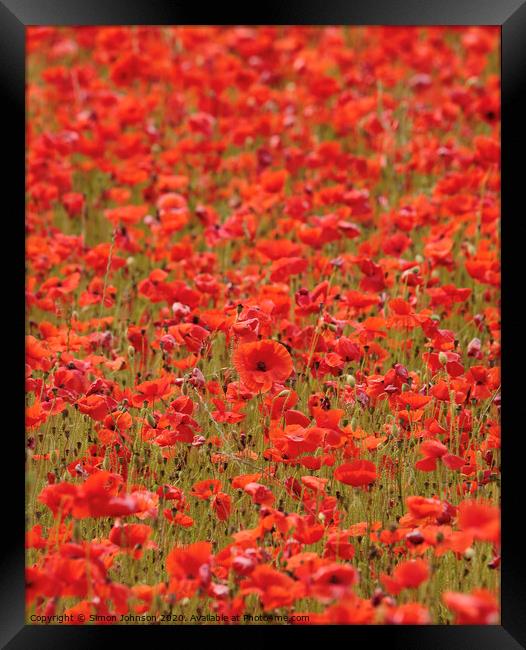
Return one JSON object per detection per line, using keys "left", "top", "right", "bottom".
{"left": 467, "top": 337, "right": 482, "bottom": 357}
{"left": 146, "top": 413, "right": 157, "bottom": 428}
{"left": 430, "top": 314, "right": 441, "bottom": 322}
{"left": 172, "top": 302, "right": 191, "bottom": 318}
{"left": 372, "top": 588, "right": 384, "bottom": 607}
{"left": 464, "top": 547, "right": 475, "bottom": 561}
{"left": 232, "top": 555, "right": 255, "bottom": 576}
{"left": 488, "top": 556, "right": 500, "bottom": 569}
{"left": 438, "top": 351, "right": 448, "bottom": 366}
{"left": 345, "top": 374, "right": 356, "bottom": 387}
{"left": 190, "top": 367, "right": 206, "bottom": 389}
{"left": 128, "top": 345, "right": 135, "bottom": 357}
{"left": 277, "top": 389, "right": 290, "bottom": 398}
{"left": 198, "top": 563, "right": 211, "bottom": 588}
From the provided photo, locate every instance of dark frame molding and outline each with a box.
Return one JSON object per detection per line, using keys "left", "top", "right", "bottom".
{"left": 5, "top": 1, "right": 525, "bottom": 647}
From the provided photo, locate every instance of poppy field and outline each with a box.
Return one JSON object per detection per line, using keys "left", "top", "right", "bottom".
{"left": 26, "top": 26, "right": 501, "bottom": 625}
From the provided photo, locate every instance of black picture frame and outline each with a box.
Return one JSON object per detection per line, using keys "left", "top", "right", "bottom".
{"left": 5, "top": 1, "right": 525, "bottom": 647}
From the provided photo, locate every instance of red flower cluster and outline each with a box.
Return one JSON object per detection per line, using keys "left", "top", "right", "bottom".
{"left": 26, "top": 26, "right": 500, "bottom": 625}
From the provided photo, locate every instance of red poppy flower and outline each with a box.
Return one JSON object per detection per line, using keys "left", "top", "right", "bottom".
{"left": 109, "top": 523, "right": 153, "bottom": 558}
{"left": 233, "top": 339, "right": 293, "bottom": 393}
{"left": 166, "top": 541, "right": 212, "bottom": 586}
{"left": 211, "top": 492, "right": 231, "bottom": 521}
{"left": 443, "top": 589, "right": 499, "bottom": 624}
{"left": 240, "top": 564, "right": 305, "bottom": 611}
{"left": 457, "top": 500, "right": 500, "bottom": 543}
{"left": 76, "top": 395, "right": 114, "bottom": 422}
{"left": 381, "top": 559, "right": 430, "bottom": 595}
{"left": 334, "top": 460, "right": 377, "bottom": 487}
{"left": 190, "top": 479, "right": 222, "bottom": 500}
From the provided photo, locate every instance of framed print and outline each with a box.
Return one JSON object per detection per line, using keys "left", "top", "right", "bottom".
{"left": 3, "top": 0, "right": 525, "bottom": 647}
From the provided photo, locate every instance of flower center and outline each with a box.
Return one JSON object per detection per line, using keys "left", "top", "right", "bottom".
{"left": 256, "top": 361, "right": 267, "bottom": 371}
